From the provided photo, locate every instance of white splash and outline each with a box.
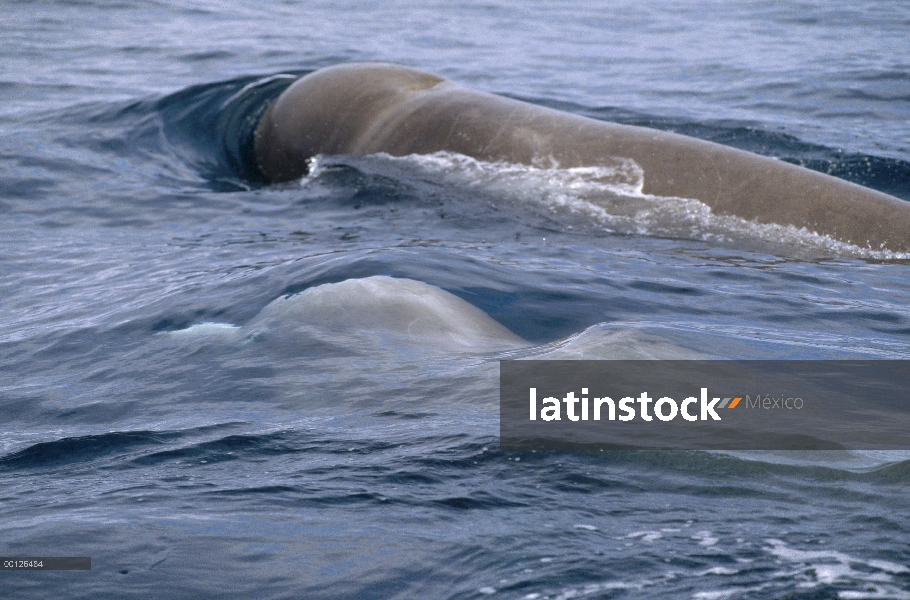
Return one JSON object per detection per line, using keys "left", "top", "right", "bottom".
{"left": 165, "top": 322, "right": 241, "bottom": 339}
{"left": 303, "top": 151, "right": 910, "bottom": 260}
{"left": 766, "top": 538, "right": 910, "bottom": 599}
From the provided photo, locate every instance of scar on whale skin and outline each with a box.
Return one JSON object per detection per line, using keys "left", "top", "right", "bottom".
{"left": 254, "top": 63, "right": 910, "bottom": 252}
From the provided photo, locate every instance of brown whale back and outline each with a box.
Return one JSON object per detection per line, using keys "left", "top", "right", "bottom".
{"left": 255, "top": 63, "right": 910, "bottom": 252}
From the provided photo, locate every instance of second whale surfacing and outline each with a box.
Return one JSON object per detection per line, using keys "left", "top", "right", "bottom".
{"left": 254, "top": 63, "right": 910, "bottom": 252}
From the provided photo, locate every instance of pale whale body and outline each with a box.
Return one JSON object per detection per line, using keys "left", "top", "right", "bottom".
{"left": 169, "top": 276, "right": 525, "bottom": 349}
{"left": 167, "top": 276, "right": 703, "bottom": 359}
{"left": 251, "top": 276, "right": 524, "bottom": 347}
{"left": 254, "top": 63, "right": 910, "bottom": 252}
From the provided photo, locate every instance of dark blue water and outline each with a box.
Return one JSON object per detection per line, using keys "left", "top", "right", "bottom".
{"left": 3, "top": 1, "right": 910, "bottom": 598}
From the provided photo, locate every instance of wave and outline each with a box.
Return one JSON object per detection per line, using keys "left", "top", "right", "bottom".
{"left": 5, "top": 426, "right": 908, "bottom": 482}
{"left": 0, "top": 431, "right": 174, "bottom": 470}
{"left": 145, "top": 72, "right": 301, "bottom": 188}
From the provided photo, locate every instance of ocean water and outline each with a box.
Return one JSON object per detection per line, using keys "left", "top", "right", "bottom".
{"left": 2, "top": 1, "right": 910, "bottom": 598}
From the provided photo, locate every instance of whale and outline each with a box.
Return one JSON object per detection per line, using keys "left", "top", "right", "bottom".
{"left": 166, "top": 276, "right": 526, "bottom": 349}
{"left": 249, "top": 276, "right": 525, "bottom": 347}
{"left": 253, "top": 63, "right": 910, "bottom": 252}
{"left": 164, "top": 277, "right": 708, "bottom": 358}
